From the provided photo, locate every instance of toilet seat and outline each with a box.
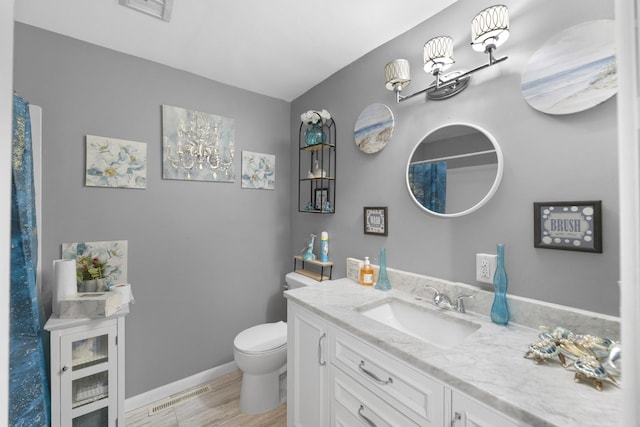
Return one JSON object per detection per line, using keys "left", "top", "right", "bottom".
{"left": 234, "top": 321, "right": 287, "bottom": 354}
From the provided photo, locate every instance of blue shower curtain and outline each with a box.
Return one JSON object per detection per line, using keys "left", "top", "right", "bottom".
{"left": 10, "top": 94, "right": 50, "bottom": 426}
{"left": 408, "top": 161, "right": 447, "bottom": 213}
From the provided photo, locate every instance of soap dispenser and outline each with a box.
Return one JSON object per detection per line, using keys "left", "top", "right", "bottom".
{"left": 359, "top": 257, "right": 374, "bottom": 286}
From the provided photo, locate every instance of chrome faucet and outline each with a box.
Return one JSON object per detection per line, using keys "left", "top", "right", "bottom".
{"left": 424, "top": 285, "right": 474, "bottom": 313}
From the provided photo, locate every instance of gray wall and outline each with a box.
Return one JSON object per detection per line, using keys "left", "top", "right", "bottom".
{"left": 13, "top": 24, "right": 292, "bottom": 397}
{"left": 291, "top": 0, "right": 619, "bottom": 316}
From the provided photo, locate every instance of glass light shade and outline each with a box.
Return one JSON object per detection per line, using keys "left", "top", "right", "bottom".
{"left": 385, "top": 59, "right": 411, "bottom": 91}
{"left": 423, "top": 36, "right": 454, "bottom": 75}
{"left": 471, "top": 5, "right": 510, "bottom": 52}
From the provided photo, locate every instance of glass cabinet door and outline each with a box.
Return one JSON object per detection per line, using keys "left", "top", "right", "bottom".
{"left": 72, "top": 407, "right": 109, "bottom": 427}
{"left": 60, "top": 325, "right": 117, "bottom": 426}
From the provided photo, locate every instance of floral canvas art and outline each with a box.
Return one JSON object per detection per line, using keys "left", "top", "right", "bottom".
{"left": 242, "top": 151, "right": 275, "bottom": 189}
{"left": 162, "top": 105, "right": 235, "bottom": 182}
{"left": 85, "top": 135, "right": 147, "bottom": 189}
{"left": 62, "top": 240, "right": 128, "bottom": 291}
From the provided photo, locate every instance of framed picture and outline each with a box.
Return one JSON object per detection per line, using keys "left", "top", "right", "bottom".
{"left": 241, "top": 151, "right": 275, "bottom": 190}
{"left": 533, "top": 201, "right": 602, "bottom": 253}
{"left": 86, "top": 135, "right": 147, "bottom": 189}
{"left": 364, "top": 207, "right": 388, "bottom": 236}
{"left": 314, "top": 188, "right": 328, "bottom": 211}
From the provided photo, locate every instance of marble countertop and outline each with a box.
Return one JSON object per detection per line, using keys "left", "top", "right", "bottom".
{"left": 284, "top": 278, "right": 621, "bottom": 427}
{"left": 45, "top": 303, "right": 130, "bottom": 331}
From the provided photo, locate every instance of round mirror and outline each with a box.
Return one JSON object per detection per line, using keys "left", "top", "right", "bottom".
{"left": 406, "top": 123, "right": 503, "bottom": 217}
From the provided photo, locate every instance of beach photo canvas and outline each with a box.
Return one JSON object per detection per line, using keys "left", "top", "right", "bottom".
{"left": 354, "top": 103, "right": 394, "bottom": 153}
{"left": 521, "top": 20, "right": 617, "bottom": 115}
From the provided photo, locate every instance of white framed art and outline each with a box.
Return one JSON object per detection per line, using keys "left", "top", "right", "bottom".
{"left": 85, "top": 135, "right": 147, "bottom": 189}
{"left": 241, "top": 151, "right": 275, "bottom": 189}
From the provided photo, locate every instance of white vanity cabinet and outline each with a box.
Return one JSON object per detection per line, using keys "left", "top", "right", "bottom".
{"left": 287, "top": 303, "right": 329, "bottom": 427}
{"left": 330, "top": 325, "right": 444, "bottom": 426}
{"left": 330, "top": 367, "right": 425, "bottom": 426}
{"left": 288, "top": 302, "right": 521, "bottom": 427}
{"left": 45, "top": 310, "right": 127, "bottom": 427}
{"left": 450, "top": 390, "right": 519, "bottom": 427}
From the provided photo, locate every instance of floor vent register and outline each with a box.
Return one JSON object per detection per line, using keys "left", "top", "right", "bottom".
{"left": 148, "top": 384, "right": 212, "bottom": 415}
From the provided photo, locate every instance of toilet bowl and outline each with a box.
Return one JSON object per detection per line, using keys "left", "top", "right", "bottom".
{"left": 233, "top": 321, "right": 287, "bottom": 414}
{"left": 233, "top": 272, "right": 319, "bottom": 414}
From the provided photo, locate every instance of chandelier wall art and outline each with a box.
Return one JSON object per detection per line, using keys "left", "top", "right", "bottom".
{"left": 162, "top": 104, "right": 235, "bottom": 182}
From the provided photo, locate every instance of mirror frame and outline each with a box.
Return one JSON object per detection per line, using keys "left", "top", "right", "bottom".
{"left": 405, "top": 123, "right": 504, "bottom": 218}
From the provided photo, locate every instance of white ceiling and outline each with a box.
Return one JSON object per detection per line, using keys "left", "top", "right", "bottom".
{"left": 14, "top": 0, "right": 457, "bottom": 101}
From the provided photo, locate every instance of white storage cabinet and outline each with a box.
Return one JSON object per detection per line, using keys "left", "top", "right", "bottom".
{"left": 46, "top": 311, "right": 126, "bottom": 427}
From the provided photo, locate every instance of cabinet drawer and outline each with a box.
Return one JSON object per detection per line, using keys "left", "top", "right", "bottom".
{"left": 330, "top": 367, "right": 422, "bottom": 427}
{"left": 451, "top": 390, "right": 520, "bottom": 427}
{"left": 329, "top": 326, "right": 444, "bottom": 425}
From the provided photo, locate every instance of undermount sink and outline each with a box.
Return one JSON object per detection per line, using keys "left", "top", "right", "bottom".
{"left": 357, "top": 298, "right": 480, "bottom": 349}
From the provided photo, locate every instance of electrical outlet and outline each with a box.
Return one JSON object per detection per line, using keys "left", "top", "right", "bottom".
{"left": 476, "top": 253, "right": 497, "bottom": 284}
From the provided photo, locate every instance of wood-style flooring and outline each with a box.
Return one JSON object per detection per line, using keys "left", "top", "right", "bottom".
{"left": 125, "top": 370, "right": 286, "bottom": 427}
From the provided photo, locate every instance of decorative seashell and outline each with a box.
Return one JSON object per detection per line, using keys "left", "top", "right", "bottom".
{"left": 604, "top": 343, "right": 621, "bottom": 376}
{"left": 574, "top": 356, "right": 608, "bottom": 380}
{"left": 558, "top": 341, "right": 586, "bottom": 360}
{"left": 574, "top": 334, "right": 613, "bottom": 358}
{"left": 527, "top": 339, "right": 559, "bottom": 359}
{"left": 538, "top": 331, "right": 555, "bottom": 341}
{"left": 551, "top": 326, "right": 575, "bottom": 341}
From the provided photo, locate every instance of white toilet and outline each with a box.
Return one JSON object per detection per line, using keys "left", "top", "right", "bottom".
{"left": 233, "top": 272, "right": 318, "bottom": 414}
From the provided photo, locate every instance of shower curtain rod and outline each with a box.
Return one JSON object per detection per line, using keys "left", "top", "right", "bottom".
{"left": 410, "top": 149, "right": 496, "bottom": 166}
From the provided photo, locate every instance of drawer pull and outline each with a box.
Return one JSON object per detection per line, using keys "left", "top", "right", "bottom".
{"left": 318, "top": 333, "right": 327, "bottom": 366}
{"left": 358, "top": 405, "right": 378, "bottom": 427}
{"left": 358, "top": 361, "right": 393, "bottom": 385}
{"left": 451, "top": 411, "right": 462, "bottom": 426}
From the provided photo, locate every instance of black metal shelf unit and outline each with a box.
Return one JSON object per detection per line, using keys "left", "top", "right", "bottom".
{"left": 298, "top": 118, "right": 336, "bottom": 213}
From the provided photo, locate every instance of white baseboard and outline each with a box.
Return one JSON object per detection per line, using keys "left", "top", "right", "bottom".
{"left": 125, "top": 361, "right": 238, "bottom": 412}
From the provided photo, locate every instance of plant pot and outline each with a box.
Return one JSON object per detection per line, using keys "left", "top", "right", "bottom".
{"left": 78, "top": 278, "right": 109, "bottom": 293}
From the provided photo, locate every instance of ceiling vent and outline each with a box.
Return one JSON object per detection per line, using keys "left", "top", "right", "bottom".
{"left": 119, "top": 0, "right": 173, "bottom": 22}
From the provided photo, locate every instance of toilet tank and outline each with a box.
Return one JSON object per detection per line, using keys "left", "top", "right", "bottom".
{"left": 285, "top": 272, "right": 321, "bottom": 290}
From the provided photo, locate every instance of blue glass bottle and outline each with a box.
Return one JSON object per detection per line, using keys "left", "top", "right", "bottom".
{"left": 491, "top": 243, "right": 510, "bottom": 325}
{"left": 374, "top": 248, "right": 392, "bottom": 291}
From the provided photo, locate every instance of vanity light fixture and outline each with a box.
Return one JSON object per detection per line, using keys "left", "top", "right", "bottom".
{"left": 385, "top": 4, "right": 509, "bottom": 102}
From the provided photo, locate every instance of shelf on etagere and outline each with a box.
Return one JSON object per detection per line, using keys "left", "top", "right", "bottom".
{"left": 299, "top": 177, "right": 335, "bottom": 182}
{"left": 293, "top": 256, "right": 333, "bottom": 281}
{"left": 300, "top": 210, "right": 335, "bottom": 214}
{"left": 298, "top": 117, "right": 336, "bottom": 213}
{"left": 300, "top": 142, "right": 336, "bottom": 152}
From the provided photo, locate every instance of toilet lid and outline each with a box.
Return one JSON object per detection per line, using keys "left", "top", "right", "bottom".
{"left": 234, "top": 321, "right": 287, "bottom": 353}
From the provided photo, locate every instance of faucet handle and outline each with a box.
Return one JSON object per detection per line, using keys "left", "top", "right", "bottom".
{"left": 425, "top": 285, "right": 454, "bottom": 308}
{"left": 424, "top": 285, "right": 441, "bottom": 303}
{"left": 425, "top": 285, "right": 440, "bottom": 296}
{"left": 455, "top": 295, "right": 475, "bottom": 313}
